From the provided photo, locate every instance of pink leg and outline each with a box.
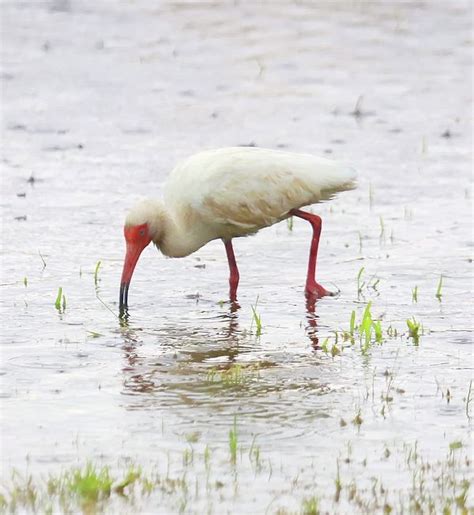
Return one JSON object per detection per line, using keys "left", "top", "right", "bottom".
{"left": 224, "top": 239, "right": 239, "bottom": 302}
{"left": 290, "top": 209, "right": 331, "bottom": 298}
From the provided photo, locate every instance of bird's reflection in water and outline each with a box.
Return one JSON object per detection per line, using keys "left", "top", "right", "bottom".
{"left": 118, "top": 296, "right": 325, "bottom": 404}
{"left": 118, "top": 302, "right": 244, "bottom": 399}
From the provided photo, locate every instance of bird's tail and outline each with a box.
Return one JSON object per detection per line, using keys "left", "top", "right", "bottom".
{"left": 319, "top": 165, "right": 358, "bottom": 201}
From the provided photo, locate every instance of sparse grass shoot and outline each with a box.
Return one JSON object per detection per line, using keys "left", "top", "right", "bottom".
{"left": 357, "top": 267, "right": 365, "bottom": 298}
{"left": 372, "top": 320, "right": 383, "bottom": 343}
{"left": 250, "top": 296, "right": 262, "bottom": 336}
{"left": 331, "top": 343, "right": 341, "bottom": 357}
{"left": 94, "top": 260, "right": 102, "bottom": 286}
{"left": 412, "top": 286, "right": 418, "bottom": 303}
{"left": 449, "top": 441, "right": 463, "bottom": 451}
{"left": 204, "top": 445, "right": 211, "bottom": 470}
{"left": 436, "top": 275, "right": 443, "bottom": 301}
{"left": 334, "top": 461, "right": 342, "bottom": 503}
{"left": 349, "top": 310, "right": 356, "bottom": 336}
{"left": 466, "top": 380, "right": 473, "bottom": 420}
{"left": 360, "top": 302, "right": 374, "bottom": 349}
{"left": 86, "top": 331, "right": 103, "bottom": 338}
{"left": 113, "top": 466, "right": 141, "bottom": 496}
{"left": 38, "top": 250, "right": 47, "bottom": 269}
{"left": 55, "top": 287, "right": 66, "bottom": 313}
{"left": 55, "top": 288, "right": 62, "bottom": 310}
{"left": 379, "top": 216, "right": 385, "bottom": 242}
{"left": 352, "top": 409, "right": 363, "bottom": 427}
{"left": 229, "top": 416, "right": 238, "bottom": 465}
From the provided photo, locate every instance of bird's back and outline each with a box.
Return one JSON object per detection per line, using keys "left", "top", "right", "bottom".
{"left": 165, "top": 147, "right": 357, "bottom": 238}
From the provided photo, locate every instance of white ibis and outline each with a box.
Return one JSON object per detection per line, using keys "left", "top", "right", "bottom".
{"left": 119, "top": 147, "right": 357, "bottom": 312}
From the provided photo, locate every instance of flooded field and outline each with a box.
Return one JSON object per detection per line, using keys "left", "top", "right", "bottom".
{"left": 1, "top": 0, "right": 472, "bottom": 513}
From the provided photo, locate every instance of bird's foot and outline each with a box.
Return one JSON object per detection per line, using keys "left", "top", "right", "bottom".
{"left": 305, "top": 283, "right": 335, "bottom": 299}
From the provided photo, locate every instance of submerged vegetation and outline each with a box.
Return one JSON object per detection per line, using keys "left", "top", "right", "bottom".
{"left": 0, "top": 440, "right": 470, "bottom": 514}
{"left": 206, "top": 363, "right": 261, "bottom": 385}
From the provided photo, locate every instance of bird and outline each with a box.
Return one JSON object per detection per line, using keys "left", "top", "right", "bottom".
{"left": 119, "top": 146, "right": 357, "bottom": 312}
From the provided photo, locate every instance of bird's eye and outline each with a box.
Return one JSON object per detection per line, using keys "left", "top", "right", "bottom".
{"left": 139, "top": 229, "right": 145, "bottom": 236}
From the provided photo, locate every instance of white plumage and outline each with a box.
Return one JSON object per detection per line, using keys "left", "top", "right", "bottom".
{"left": 120, "top": 146, "right": 357, "bottom": 310}
{"left": 127, "top": 147, "right": 356, "bottom": 257}
{"left": 166, "top": 147, "right": 356, "bottom": 233}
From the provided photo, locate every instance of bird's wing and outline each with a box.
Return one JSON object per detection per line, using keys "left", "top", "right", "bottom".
{"left": 197, "top": 168, "right": 317, "bottom": 229}
{"left": 165, "top": 147, "right": 356, "bottom": 230}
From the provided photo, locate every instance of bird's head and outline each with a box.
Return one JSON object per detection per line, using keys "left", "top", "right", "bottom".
{"left": 119, "top": 199, "right": 164, "bottom": 313}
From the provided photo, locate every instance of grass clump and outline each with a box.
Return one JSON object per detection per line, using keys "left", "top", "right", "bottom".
{"left": 379, "top": 216, "right": 385, "bottom": 243}
{"left": 0, "top": 462, "right": 191, "bottom": 514}
{"left": 301, "top": 495, "right": 319, "bottom": 515}
{"left": 406, "top": 317, "right": 423, "bottom": 345}
{"left": 342, "top": 303, "right": 425, "bottom": 352}
{"left": 67, "top": 463, "right": 113, "bottom": 504}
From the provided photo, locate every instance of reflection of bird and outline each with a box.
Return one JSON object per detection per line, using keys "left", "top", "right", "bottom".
{"left": 119, "top": 147, "right": 357, "bottom": 312}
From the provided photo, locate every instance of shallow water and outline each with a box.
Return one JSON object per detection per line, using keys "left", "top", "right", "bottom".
{"left": 1, "top": 0, "right": 473, "bottom": 513}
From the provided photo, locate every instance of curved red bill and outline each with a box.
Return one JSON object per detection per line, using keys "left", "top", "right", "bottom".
{"left": 119, "top": 223, "right": 151, "bottom": 313}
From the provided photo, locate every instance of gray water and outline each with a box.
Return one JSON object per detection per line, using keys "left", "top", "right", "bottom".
{"left": 1, "top": 1, "right": 472, "bottom": 513}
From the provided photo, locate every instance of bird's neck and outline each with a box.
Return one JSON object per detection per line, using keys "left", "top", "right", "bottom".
{"left": 158, "top": 204, "right": 211, "bottom": 258}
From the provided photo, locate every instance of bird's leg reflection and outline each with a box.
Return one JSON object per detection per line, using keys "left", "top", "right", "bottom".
{"left": 118, "top": 316, "right": 140, "bottom": 367}
{"left": 227, "top": 300, "right": 240, "bottom": 337}
{"left": 305, "top": 293, "right": 320, "bottom": 350}
{"left": 118, "top": 302, "right": 247, "bottom": 401}
{"left": 118, "top": 316, "right": 157, "bottom": 394}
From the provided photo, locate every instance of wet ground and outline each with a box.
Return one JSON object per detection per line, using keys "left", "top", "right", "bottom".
{"left": 1, "top": 1, "right": 473, "bottom": 513}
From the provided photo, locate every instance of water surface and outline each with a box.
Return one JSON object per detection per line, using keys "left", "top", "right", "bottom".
{"left": 1, "top": 1, "right": 472, "bottom": 513}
